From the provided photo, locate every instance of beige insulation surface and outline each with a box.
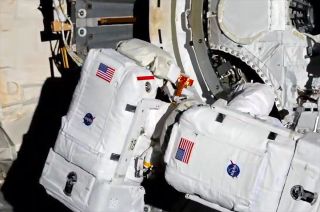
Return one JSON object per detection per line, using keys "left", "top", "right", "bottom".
{"left": 0, "top": 0, "right": 53, "bottom": 149}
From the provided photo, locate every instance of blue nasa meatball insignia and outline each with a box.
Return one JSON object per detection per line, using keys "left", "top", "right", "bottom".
{"left": 227, "top": 160, "right": 240, "bottom": 178}
{"left": 83, "top": 113, "right": 95, "bottom": 126}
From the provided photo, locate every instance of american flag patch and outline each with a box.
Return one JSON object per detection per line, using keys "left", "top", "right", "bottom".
{"left": 175, "top": 137, "right": 194, "bottom": 164}
{"left": 96, "top": 63, "right": 116, "bottom": 83}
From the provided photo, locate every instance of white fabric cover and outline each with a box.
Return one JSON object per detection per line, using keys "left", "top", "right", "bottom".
{"left": 296, "top": 111, "right": 320, "bottom": 133}
{"left": 117, "top": 39, "right": 181, "bottom": 83}
{"left": 40, "top": 149, "right": 95, "bottom": 212}
{"left": 228, "top": 83, "right": 275, "bottom": 117}
{"left": 40, "top": 149, "right": 145, "bottom": 212}
{"left": 87, "top": 182, "right": 145, "bottom": 212}
{"left": 278, "top": 132, "right": 320, "bottom": 212}
{"left": 164, "top": 105, "right": 295, "bottom": 211}
{"left": 41, "top": 49, "right": 159, "bottom": 211}
{"left": 218, "top": 0, "right": 286, "bottom": 44}
{"left": 269, "top": 0, "right": 286, "bottom": 31}
{"left": 218, "top": 0, "right": 268, "bottom": 44}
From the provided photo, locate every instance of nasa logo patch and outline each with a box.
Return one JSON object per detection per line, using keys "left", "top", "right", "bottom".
{"left": 83, "top": 113, "right": 95, "bottom": 126}
{"left": 227, "top": 160, "right": 240, "bottom": 178}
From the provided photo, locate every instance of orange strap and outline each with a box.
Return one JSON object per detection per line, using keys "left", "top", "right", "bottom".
{"left": 175, "top": 74, "right": 194, "bottom": 96}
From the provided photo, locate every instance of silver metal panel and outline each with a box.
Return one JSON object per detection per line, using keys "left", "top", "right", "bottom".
{"left": 73, "top": 0, "right": 136, "bottom": 58}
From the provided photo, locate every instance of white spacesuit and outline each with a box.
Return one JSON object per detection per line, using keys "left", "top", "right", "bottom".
{"left": 39, "top": 39, "right": 320, "bottom": 212}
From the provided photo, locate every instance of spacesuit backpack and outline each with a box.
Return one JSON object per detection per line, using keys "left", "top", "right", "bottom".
{"left": 163, "top": 99, "right": 298, "bottom": 212}
{"left": 40, "top": 48, "right": 163, "bottom": 212}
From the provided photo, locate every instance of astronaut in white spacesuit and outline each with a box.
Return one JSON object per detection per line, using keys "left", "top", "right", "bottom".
{"left": 38, "top": 38, "right": 320, "bottom": 212}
